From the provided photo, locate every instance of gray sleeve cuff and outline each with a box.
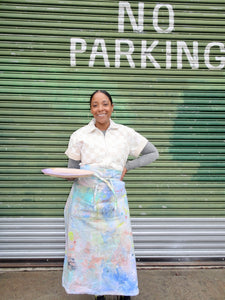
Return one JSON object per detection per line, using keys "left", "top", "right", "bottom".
{"left": 68, "top": 159, "right": 81, "bottom": 169}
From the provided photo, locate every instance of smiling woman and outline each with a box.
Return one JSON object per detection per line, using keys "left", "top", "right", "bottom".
{"left": 62, "top": 90, "right": 159, "bottom": 299}
{"left": 90, "top": 90, "right": 114, "bottom": 131}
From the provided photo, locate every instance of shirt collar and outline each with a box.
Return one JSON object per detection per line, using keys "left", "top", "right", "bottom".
{"left": 87, "top": 119, "right": 119, "bottom": 133}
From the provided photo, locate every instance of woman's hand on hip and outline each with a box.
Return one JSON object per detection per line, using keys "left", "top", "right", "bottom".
{"left": 120, "top": 167, "right": 127, "bottom": 181}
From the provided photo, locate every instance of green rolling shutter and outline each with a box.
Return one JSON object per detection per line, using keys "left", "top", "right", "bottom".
{"left": 0, "top": 0, "right": 225, "bottom": 218}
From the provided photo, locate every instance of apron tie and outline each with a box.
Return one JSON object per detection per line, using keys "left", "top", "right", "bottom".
{"left": 93, "top": 173, "right": 118, "bottom": 212}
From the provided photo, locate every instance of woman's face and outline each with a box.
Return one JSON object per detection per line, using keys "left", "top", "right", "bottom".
{"left": 90, "top": 92, "right": 114, "bottom": 130}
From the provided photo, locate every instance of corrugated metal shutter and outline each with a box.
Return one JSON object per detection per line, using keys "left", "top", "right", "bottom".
{"left": 0, "top": 0, "right": 225, "bottom": 260}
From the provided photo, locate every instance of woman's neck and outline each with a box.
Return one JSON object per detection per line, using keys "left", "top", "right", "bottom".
{"left": 94, "top": 120, "right": 110, "bottom": 131}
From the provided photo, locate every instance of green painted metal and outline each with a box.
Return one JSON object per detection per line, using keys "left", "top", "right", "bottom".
{"left": 0, "top": 0, "right": 225, "bottom": 217}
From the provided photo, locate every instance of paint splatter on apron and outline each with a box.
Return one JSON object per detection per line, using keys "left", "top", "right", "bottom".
{"left": 62, "top": 165, "right": 139, "bottom": 296}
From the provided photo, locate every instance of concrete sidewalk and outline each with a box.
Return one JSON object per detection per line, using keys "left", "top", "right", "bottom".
{"left": 0, "top": 267, "right": 225, "bottom": 300}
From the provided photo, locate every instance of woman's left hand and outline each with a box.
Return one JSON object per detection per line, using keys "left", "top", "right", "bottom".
{"left": 120, "top": 167, "right": 127, "bottom": 181}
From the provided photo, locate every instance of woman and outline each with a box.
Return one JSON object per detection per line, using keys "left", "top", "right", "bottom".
{"left": 62, "top": 90, "right": 159, "bottom": 299}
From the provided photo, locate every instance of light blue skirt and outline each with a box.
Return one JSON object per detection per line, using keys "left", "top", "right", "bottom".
{"left": 62, "top": 165, "right": 139, "bottom": 296}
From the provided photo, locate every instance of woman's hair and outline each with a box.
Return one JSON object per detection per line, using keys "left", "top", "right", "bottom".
{"left": 90, "top": 90, "right": 113, "bottom": 106}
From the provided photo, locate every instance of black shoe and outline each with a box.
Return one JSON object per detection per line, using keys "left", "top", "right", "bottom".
{"left": 96, "top": 296, "right": 105, "bottom": 300}
{"left": 120, "top": 297, "right": 131, "bottom": 300}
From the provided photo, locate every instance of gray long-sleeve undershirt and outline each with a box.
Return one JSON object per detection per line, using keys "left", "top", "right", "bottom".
{"left": 68, "top": 141, "right": 159, "bottom": 171}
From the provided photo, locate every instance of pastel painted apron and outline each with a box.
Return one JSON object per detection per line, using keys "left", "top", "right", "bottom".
{"left": 62, "top": 165, "right": 139, "bottom": 296}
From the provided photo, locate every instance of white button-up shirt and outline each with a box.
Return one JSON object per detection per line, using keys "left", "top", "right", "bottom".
{"left": 65, "top": 119, "right": 148, "bottom": 172}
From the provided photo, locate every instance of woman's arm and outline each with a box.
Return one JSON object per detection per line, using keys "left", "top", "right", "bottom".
{"left": 125, "top": 141, "right": 159, "bottom": 171}
{"left": 66, "top": 159, "right": 81, "bottom": 181}
{"left": 68, "top": 159, "right": 81, "bottom": 169}
{"left": 121, "top": 142, "right": 159, "bottom": 180}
